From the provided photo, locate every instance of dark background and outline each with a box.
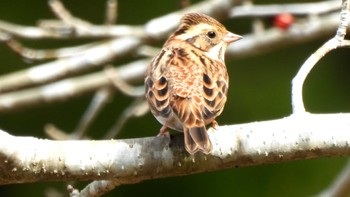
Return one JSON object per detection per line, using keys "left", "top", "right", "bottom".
{"left": 0, "top": 0, "right": 349, "bottom": 196}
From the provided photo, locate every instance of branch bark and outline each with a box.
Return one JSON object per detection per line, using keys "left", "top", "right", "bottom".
{"left": 1, "top": 113, "right": 350, "bottom": 186}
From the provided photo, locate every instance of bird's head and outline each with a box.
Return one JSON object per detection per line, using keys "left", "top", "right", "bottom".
{"left": 172, "top": 12, "right": 242, "bottom": 61}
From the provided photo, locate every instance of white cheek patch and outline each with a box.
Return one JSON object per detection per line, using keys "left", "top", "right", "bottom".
{"left": 205, "top": 42, "right": 225, "bottom": 62}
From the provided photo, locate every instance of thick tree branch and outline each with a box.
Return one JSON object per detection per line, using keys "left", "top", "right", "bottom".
{"left": 1, "top": 113, "right": 350, "bottom": 186}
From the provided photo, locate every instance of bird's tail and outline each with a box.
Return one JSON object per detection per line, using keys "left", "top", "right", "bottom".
{"left": 184, "top": 126, "right": 212, "bottom": 154}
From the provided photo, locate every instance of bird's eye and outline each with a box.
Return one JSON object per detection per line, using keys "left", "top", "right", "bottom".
{"left": 207, "top": 31, "right": 216, "bottom": 39}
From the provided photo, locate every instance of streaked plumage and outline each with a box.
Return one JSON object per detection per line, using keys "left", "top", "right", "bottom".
{"left": 145, "top": 12, "right": 241, "bottom": 154}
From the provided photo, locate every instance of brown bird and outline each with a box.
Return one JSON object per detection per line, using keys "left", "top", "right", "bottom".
{"left": 145, "top": 12, "right": 241, "bottom": 154}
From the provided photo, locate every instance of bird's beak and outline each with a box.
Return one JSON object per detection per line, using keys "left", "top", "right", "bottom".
{"left": 223, "top": 31, "right": 242, "bottom": 44}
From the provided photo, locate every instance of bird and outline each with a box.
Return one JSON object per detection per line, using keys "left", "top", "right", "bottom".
{"left": 145, "top": 12, "right": 242, "bottom": 154}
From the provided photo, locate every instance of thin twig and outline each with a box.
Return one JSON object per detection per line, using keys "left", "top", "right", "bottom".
{"left": 72, "top": 88, "right": 114, "bottom": 139}
{"left": 291, "top": 0, "right": 350, "bottom": 114}
{"left": 318, "top": 160, "right": 350, "bottom": 197}
{"left": 136, "top": 45, "right": 160, "bottom": 57}
{"left": 226, "top": 12, "right": 340, "bottom": 59}
{"left": 104, "top": 98, "right": 148, "bottom": 139}
{"left": 49, "top": 0, "right": 93, "bottom": 32}
{"left": 104, "top": 66, "right": 144, "bottom": 97}
{"left": 45, "top": 88, "right": 115, "bottom": 140}
{"left": 76, "top": 180, "right": 122, "bottom": 197}
{"left": 315, "top": 1, "right": 350, "bottom": 196}
{"left": 231, "top": 0, "right": 341, "bottom": 18}
{"left": 291, "top": 39, "right": 337, "bottom": 114}
{"left": 5, "top": 39, "right": 102, "bottom": 60}
{"left": 336, "top": 0, "right": 350, "bottom": 41}
{"left": 0, "top": 59, "right": 148, "bottom": 113}
{"left": 0, "top": 37, "right": 142, "bottom": 93}
{"left": 0, "top": 19, "right": 145, "bottom": 39}
{"left": 105, "top": 0, "right": 118, "bottom": 25}
{"left": 45, "top": 123, "right": 70, "bottom": 140}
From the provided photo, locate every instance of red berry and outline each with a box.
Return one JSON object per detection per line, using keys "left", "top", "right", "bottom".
{"left": 273, "top": 13, "right": 295, "bottom": 30}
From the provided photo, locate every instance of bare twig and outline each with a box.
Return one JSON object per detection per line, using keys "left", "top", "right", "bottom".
{"left": 318, "top": 160, "right": 350, "bottom": 197}
{"left": 104, "top": 98, "right": 148, "bottom": 139}
{"left": 0, "top": 37, "right": 142, "bottom": 93}
{"left": 136, "top": 45, "right": 160, "bottom": 57}
{"left": 49, "top": 0, "right": 93, "bottom": 32}
{"left": 5, "top": 38, "right": 103, "bottom": 60}
{"left": 180, "top": 0, "right": 191, "bottom": 8}
{"left": 72, "top": 88, "right": 114, "bottom": 139}
{"left": 314, "top": 1, "right": 350, "bottom": 196}
{"left": 46, "top": 88, "right": 114, "bottom": 140}
{"left": 227, "top": 12, "right": 340, "bottom": 59}
{"left": 291, "top": 39, "right": 337, "bottom": 114}
{"left": 0, "top": 59, "right": 148, "bottom": 113}
{"left": 252, "top": 18, "right": 265, "bottom": 34}
{"left": 231, "top": 0, "right": 341, "bottom": 18}
{"left": 104, "top": 66, "right": 144, "bottom": 97}
{"left": 45, "top": 124, "right": 70, "bottom": 140}
{"left": 75, "top": 180, "right": 122, "bottom": 197}
{"left": 0, "top": 19, "right": 145, "bottom": 39}
{"left": 105, "top": 0, "right": 118, "bottom": 25}
{"left": 67, "top": 185, "right": 80, "bottom": 197}
{"left": 291, "top": 0, "right": 350, "bottom": 114}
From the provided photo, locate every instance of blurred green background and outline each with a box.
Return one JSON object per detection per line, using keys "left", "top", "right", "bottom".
{"left": 0, "top": 0, "right": 349, "bottom": 196}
